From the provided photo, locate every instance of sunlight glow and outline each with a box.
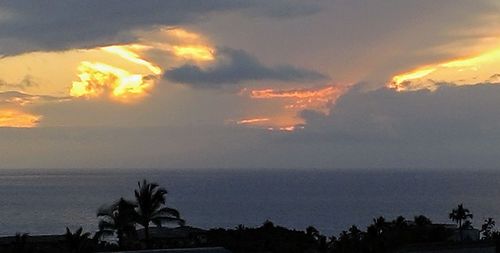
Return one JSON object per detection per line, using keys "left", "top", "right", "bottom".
{"left": 102, "top": 45, "right": 162, "bottom": 75}
{"left": 389, "top": 68, "right": 437, "bottom": 91}
{"left": 389, "top": 47, "right": 500, "bottom": 91}
{"left": 172, "top": 45, "right": 215, "bottom": 61}
{"left": 233, "top": 85, "right": 348, "bottom": 132}
{"left": 250, "top": 85, "right": 346, "bottom": 114}
{"left": 70, "top": 62, "right": 154, "bottom": 102}
{"left": 236, "top": 118, "right": 270, "bottom": 125}
{"left": 0, "top": 110, "right": 41, "bottom": 128}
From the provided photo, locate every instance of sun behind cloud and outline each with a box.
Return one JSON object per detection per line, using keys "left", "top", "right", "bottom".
{"left": 70, "top": 61, "right": 155, "bottom": 103}
{"left": 0, "top": 27, "right": 217, "bottom": 126}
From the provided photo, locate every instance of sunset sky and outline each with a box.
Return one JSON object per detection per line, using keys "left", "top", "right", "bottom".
{"left": 2, "top": 0, "right": 500, "bottom": 169}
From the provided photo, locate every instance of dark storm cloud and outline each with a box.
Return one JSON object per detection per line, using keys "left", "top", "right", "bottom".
{"left": 164, "top": 48, "right": 328, "bottom": 87}
{"left": 301, "top": 84, "right": 500, "bottom": 141}
{"left": 263, "top": 83, "right": 500, "bottom": 168}
{"left": 0, "top": 0, "right": 321, "bottom": 55}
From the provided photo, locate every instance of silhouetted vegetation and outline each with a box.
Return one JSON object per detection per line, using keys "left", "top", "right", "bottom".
{"left": 449, "top": 203, "right": 474, "bottom": 241}
{"left": 96, "top": 198, "right": 138, "bottom": 250}
{"left": 207, "top": 220, "right": 323, "bottom": 253}
{"left": 64, "top": 227, "right": 93, "bottom": 253}
{"left": 2, "top": 180, "right": 500, "bottom": 253}
{"left": 482, "top": 218, "right": 496, "bottom": 240}
{"left": 134, "top": 179, "right": 185, "bottom": 246}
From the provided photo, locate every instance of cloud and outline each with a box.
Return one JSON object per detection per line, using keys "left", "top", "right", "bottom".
{"left": 0, "top": 91, "right": 68, "bottom": 127}
{"left": 164, "top": 48, "right": 328, "bottom": 87}
{"left": 0, "top": 91, "right": 69, "bottom": 107}
{"left": 281, "top": 83, "right": 500, "bottom": 168}
{"left": 4, "top": 83, "right": 500, "bottom": 168}
{"left": 0, "top": 75, "right": 38, "bottom": 90}
{"left": 302, "top": 84, "right": 500, "bottom": 139}
{"left": 0, "top": 110, "right": 40, "bottom": 128}
{"left": 0, "top": 1, "right": 321, "bottom": 55}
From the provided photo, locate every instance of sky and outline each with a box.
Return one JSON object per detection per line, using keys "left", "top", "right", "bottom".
{"left": 1, "top": 0, "right": 500, "bottom": 169}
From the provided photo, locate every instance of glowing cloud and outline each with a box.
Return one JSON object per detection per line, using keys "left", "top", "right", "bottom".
{"left": 389, "top": 47, "right": 500, "bottom": 91}
{"left": 249, "top": 85, "right": 347, "bottom": 114}
{"left": 172, "top": 45, "right": 215, "bottom": 61}
{"left": 102, "top": 45, "right": 162, "bottom": 75}
{"left": 233, "top": 117, "right": 303, "bottom": 132}
{"left": 165, "top": 28, "right": 202, "bottom": 41}
{"left": 0, "top": 91, "right": 69, "bottom": 106}
{"left": 236, "top": 118, "right": 270, "bottom": 125}
{"left": 69, "top": 42, "right": 165, "bottom": 102}
{"left": 234, "top": 85, "right": 348, "bottom": 131}
{"left": 0, "top": 110, "right": 41, "bottom": 128}
{"left": 70, "top": 62, "right": 154, "bottom": 102}
{"left": 389, "top": 67, "right": 437, "bottom": 91}
{"left": 146, "top": 28, "right": 215, "bottom": 62}
{"left": 68, "top": 28, "right": 215, "bottom": 102}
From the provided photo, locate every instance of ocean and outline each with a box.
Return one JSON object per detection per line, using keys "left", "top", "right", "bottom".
{"left": 0, "top": 168, "right": 498, "bottom": 237}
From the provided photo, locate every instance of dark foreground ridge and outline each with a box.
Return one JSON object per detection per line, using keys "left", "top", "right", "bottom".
{"left": 1, "top": 179, "right": 499, "bottom": 253}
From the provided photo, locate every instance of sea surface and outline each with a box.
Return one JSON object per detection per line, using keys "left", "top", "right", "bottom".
{"left": 0, "top": 168, "right": 499, "bottom": 237}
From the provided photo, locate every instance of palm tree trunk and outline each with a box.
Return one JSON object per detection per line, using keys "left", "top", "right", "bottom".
{"left": 459, "top": 220, "right": 463, "bottom": 241}
{"left": 117, "top": 231, "right": 124, "bottom": 250}
{"left": 145, "top": 223, "right": 150, "bottom": 248}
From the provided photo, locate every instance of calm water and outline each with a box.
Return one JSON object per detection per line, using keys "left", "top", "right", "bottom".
{"left": 0, "top": 168, "right": 499, "bottom": 237}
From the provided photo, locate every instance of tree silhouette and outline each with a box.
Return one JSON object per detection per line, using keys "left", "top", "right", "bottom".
{"left": 96, "top": 198, "right": 138, "bottom": 249}
{"left": 134, "top": 179, "right": 184, "bottom": 245}
{"left": 306, "top": 226, "right": 320, "bottom": 240}
{"left": 11, "top": 233, "right": 31, "bottom": 253}
{"left": 449, "top": 204, "right": 473, "bottom": 228}
{"left": 481, "top": 218, "right": 495, "bottom": 240}
{"left": 449, "top": 204, "right": 473, "bottom": 241}
{"left": 414, "top": 215, "right": 432, "bottom": 227}
{"left": 65, "top": 227, "right": 91, "bottom": 253}
{"left": 372, "top": 216, "right": 388, "bottom": 236}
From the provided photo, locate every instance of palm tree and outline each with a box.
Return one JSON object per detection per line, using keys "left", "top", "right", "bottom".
{"left": 449, "top": 204, "right": 473, "bottom": 241}
{"left": 134, "top": 179, "right": 184, "bottom": 245}
{"left": 372, "top": 216, "right": 388, "bottom": 236}
{"left": 65, "top": 227, "right": 91, "bottom": 253}
{"left": 96, "top": 198, "right": 138, "bottom": 249}
{"left": 449, "top": 204, "right": 473, "bottom": 228}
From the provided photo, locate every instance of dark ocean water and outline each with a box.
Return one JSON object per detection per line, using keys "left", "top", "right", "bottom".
{"left": 0, "top": 168, "right": 499, "bottom": 237}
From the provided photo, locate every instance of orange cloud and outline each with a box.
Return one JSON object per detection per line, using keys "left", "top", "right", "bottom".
{"left": 234, "top": 85, "right": 348, "bottom": 131}
{"left": 70, "top": 62, "right": 155, "bottom": 102}
{"left": 0, "top": 110, "right": 41, "bottom": 128}
{"left": 249, "top": 85, "right": 347, "bottom": 114}
{"left": 389, "top": 47, "right": 500, "bottom": 91}
{"left": 102, "top": 45, "right": 162, "bottom": 75}
{"left": 146, "top": 27, "right": 215, "bottom": 62}
{"left": 0, "top": 91, "right": 69, "bottom": 107}
{"left": 69, "top": 28, "right": 215, "bottom": 102}
{"left": 233, "top": 117, "right": 304, "bottom": 132}
{"left": 172, "top": 45, "right": 215, "bottom": 61}
{"left": 236, "top": 118, "right": 270, "bottom": 125}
